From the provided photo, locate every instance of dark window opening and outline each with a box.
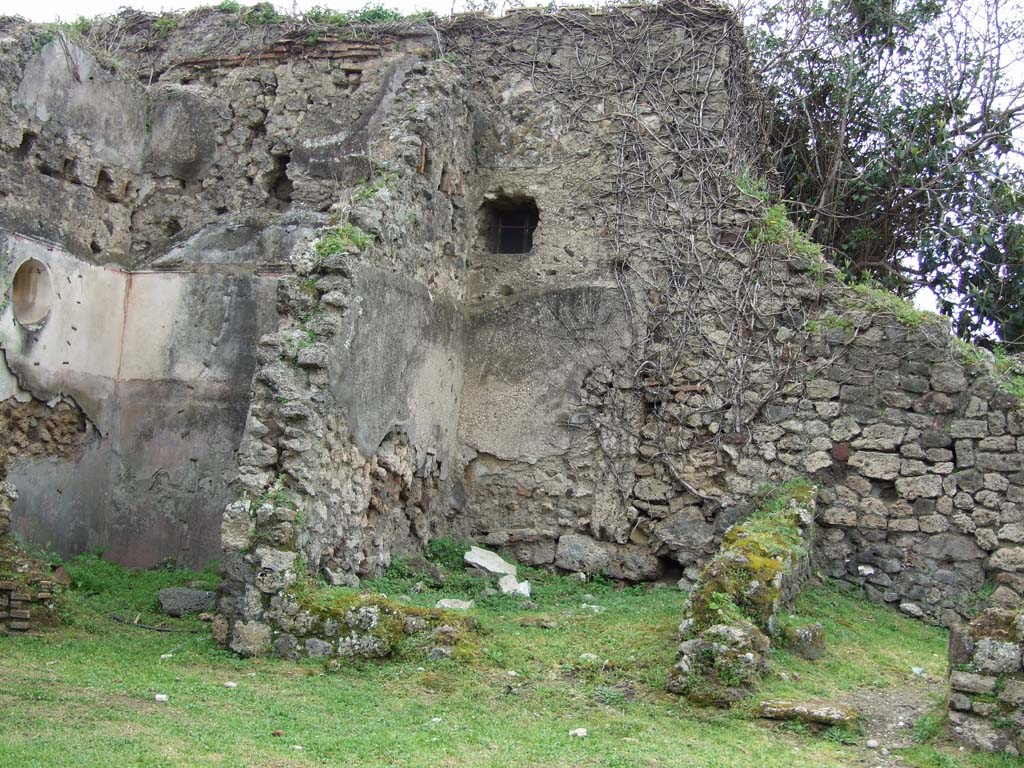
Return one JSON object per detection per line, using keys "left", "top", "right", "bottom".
{"left": 267, "top": 152, "right": 293, "bottom": 210}
{"left": 15, "top": 131, "right": 36, "bottom": 161}
{"left": 480, "top": 196, "right": 539, "bottom": 254}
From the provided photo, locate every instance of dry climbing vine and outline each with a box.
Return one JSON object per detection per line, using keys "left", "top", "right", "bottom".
{"left": 444, "top": 2, "right": 815, "bottom": 518}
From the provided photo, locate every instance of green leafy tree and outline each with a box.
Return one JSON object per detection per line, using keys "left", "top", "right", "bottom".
{"left": 743, "top": 0, "right": 1024, "bottom": 347}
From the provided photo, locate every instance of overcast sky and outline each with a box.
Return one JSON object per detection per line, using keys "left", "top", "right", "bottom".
{"left": 0, "top": 0, "right": 459, "bottom": 22}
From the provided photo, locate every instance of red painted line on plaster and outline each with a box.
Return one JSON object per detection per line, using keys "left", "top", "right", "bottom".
{"left": 114, "top": 270, "right": 134, "bottom": 386}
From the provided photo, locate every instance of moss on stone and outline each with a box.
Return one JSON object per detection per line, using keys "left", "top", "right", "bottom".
{"left": 966, "top": 608, "right": 1019, "bottom": 641}
{"left": 672, "top": 480, "right": 816, "bottom": 705}
{"left": 841, "top": 282, "right": 937, "bottom": 328}
{"left": 687, "top": 479, "right": 814, "bottom": 635}
{"left": 288, "top": 580, "right": 475, "bottom": 658}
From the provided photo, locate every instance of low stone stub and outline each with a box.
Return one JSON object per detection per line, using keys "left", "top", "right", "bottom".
{"left": 947, "top": 608, "right": 1024, "bottom": 755}
{"left": 667, "top": 481, "right": 816, "bottom": 705}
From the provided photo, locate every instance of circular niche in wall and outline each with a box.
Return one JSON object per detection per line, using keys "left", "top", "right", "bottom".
{"left": 10, "top": 258, "right": 54, "bottom": 328}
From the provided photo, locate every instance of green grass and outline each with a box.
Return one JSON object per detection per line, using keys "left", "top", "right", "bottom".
{"left": 314, "top": 223, "right": 374, "bottom": 262}
{"left": 0, "top": 554, "right": 999, "bottom": 768}
{"left": 954, "top": 339, "right": 1024, "bottom": 400}
{"left": 758, "top": 586, "right": 947, "bottom": 699}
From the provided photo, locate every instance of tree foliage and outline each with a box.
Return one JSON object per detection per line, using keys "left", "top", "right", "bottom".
{"left": 743, "top": 0, "right": 1024, "bottom": 347}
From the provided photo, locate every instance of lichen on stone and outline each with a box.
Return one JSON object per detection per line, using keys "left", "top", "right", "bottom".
{"left": 282, "top": 579, "right": 476, "bottom": 661}
{"left": 668, "top": 479, "right": 816, "bottom": 705}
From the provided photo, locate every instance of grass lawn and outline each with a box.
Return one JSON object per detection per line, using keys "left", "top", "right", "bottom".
{"left": 0, "top": 553, "right": 1018, "bottom": 768}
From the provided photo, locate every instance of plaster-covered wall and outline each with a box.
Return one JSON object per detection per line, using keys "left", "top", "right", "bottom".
{"left": 1, "top": 228, "right": 283, "bottom": 566}
{"left": 0, "top": 14, "right": 437, "bottom": 566}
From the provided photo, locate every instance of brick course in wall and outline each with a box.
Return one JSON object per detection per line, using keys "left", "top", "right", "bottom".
{"left": 0, "top": 577, "right": 56, "bottom": 638}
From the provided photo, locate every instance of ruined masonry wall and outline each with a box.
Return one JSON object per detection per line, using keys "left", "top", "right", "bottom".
{"left": 0, "top": 13, "right": 441, "bottom": 566}
{"left": 2, "top": 4, "right": 1024, "bottom": 645}
{"left": 802, "top": 319, "right": 1024, "bottom": 625}
{"left": 0, "top": 446, "right": 12, "bottom": 539}
{"left": 218, "top": 52, "right": 480, "bottom": 655}
{"left": 437, "top": 9, "right": 1024, "bottom": 628}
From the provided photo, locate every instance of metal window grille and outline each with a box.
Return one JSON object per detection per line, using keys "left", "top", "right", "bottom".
{"left": 488, "top": 209, "right": 537, "bottom": 254}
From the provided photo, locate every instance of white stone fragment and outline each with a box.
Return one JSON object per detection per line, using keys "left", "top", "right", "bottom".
{"left": 464, "top": 546, "right": 517, "bottom": 577}
{"left": 436, "top": 598, "right": 475, "bottom": 611}
{"left": 498, "top": 574, "right": 519, "bottom": 594}
{"left": 498, "top": 574, "right": 532, "bottom": 596}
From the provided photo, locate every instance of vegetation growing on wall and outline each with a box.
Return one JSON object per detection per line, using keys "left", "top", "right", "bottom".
{"left": 954, "top": 339, "right": 1024, "bottom": 400}
{"left": 739, "top": 173, "right": 823, "bottom": 262}
{"left": 314, "top": 224, "right": 374, "bottom": 261}
{"left": 287, "top": 577, "right": 477, "bottom": 660}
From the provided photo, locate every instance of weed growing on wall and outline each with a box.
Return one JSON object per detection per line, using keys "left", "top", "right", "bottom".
{"left": 954, "top": 338, "right": 1024, "bottom": 399}
{"left": 351, "top": 169, "right": 399, "bottom": 203}
{"left": 154, "top": 14, "right": 179, "bottom": 37}
{"left": 739, "top": 173, "right": 823, "bottom": 262}
{"left": 843, "top": 281, "right": 935, "bottom": 328}
{"left": 314, "top": 224, "right": 374, "bottom": 262}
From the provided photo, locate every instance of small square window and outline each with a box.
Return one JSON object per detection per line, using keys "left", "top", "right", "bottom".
{"left": 479, "top": 196, "right": 539, "bottom": 254}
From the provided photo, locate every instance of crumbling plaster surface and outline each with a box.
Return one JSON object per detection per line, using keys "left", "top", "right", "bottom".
{"left": 1, "top": 233, "right": 125, "bottom": 425}
{"left": 0, "top": 227, "right": 283, "bottom": 566}
{"left": 329, "top": 264, "right": 463, "bottom": 461}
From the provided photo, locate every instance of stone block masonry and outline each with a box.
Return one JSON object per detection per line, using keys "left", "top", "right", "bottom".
{"left": 804, "top": 316, "right": 1024, "bottom": 625}
{"left": 947, "top": 608, "right": 1024, "bottom": 755}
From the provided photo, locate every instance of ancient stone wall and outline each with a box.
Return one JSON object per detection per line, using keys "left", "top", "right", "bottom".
{"left": 0, "top": 12, "right": 440, "bottom": 566}
{"left": 429, "top": 7, "right": 1024, "bottom": 631}
{"left": 445, "top": 5, "right": 755, "bottom": 581}
{"left": 2, "top": 3, "right": 1024, "bottom": 642}
{"left": 0, "top": 12, "right": 434, "bottom": 266}
{"left": 217, "top": 39, "right": 481, "bottom": 652}
{"left": 215, "top": 2, "right": 759, "bottom": 652}
{"left": 802, "top": 316, "right": 1024, "bottom": 625}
